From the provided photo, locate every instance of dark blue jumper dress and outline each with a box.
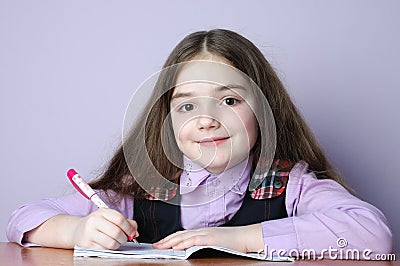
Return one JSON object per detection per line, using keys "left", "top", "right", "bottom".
{"left": 134, "top": 160, "right": 293, "bottom": 243}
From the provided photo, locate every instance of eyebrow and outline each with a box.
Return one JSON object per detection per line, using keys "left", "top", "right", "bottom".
{"left": 170, "top": 84, "right": 247, "bottom": 102}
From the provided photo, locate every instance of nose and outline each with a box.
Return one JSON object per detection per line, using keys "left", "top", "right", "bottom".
{"left": 197, "top": 115, "right": 220, "bottom": 130}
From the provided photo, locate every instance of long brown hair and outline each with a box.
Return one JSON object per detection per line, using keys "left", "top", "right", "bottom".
{"left": 90, "top": 29, "right": 348, "bottom": 198}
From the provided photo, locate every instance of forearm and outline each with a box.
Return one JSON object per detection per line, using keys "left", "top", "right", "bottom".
{"left": 261, "top": 207, "right": 393, "bottom": 254}
{"left": 153, "top": 223, "right": 264, "bottom": 253}
{"left": 7, "top": 191, "right": 134, "bottom": 246}
{"left": 23, "top": 214, "right": 82, "bottom": 249}
{"left": 280, "top": 162, "right": 393, "bottom": 254}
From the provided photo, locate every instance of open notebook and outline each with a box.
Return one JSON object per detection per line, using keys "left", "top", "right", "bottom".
{"left": 74, "top": 242, "right": 294, "bottom": 261}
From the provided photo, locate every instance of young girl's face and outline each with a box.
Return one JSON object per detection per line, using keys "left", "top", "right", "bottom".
{"left": 169, "top": 55, "right": 258, "bottom": 173}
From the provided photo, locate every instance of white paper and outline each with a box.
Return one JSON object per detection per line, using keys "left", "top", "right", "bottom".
{"left": 74, "top": 242, "right": 294, "bottom": 261}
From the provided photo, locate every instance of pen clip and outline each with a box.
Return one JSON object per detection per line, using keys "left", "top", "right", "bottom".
{"left": 67, "top": 168, "right": 90, "bottom": 199}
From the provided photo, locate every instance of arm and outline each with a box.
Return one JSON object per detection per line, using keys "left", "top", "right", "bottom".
{"left": 261, "top": 161, "right": 393, "bottom": 255}
{"left": 24, "top": 209, "right": 138, "bottom": 250}
{"left": 153, "top": 223, "right": 264, "bottom": 252}
{"left": 7, "top": 191, "right": 136, "bottom": 249}
{"left": 154, "top": 162, "right": 393, "bottom": 254}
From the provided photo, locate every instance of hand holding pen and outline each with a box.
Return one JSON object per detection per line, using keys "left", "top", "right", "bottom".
{"left": 67, "top": 169, "right": 140, "bottom": 246}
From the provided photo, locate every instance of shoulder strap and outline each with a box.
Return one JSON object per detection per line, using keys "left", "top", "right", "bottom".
{"left": 144, "top": 185, "right": 178, "bottom": 201}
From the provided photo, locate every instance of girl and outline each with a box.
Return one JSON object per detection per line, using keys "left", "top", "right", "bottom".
{"left": 7, "top": 29, "right": 392, "bottom": 256}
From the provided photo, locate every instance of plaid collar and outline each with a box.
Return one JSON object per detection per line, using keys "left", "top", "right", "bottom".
{"left": 249, "top": 159, "right": 294, "bottom": 199}
{"left": 144, "top": 159, "right": 294, "bottom": 201}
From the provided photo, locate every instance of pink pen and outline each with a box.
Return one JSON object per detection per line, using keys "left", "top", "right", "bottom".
{"left": 67, "top": 168, "right": 139, "bottom": 244}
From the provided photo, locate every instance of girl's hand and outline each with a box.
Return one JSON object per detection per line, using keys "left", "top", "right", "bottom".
{"left": 71, "top": 208, "right": 138, "bottom": 250}
{"left": 152, "top": 224, "right": 263, "bottom": 253}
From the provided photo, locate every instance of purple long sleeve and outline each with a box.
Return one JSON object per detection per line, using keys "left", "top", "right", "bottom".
{"left": 6, "top": 191, "right": 134, "bottom": 246}
{"left": 7, "top": 161, "right": 393, "bottom": 254}
{"left": 261, "top": 161, "right": 393, "bottom": 256}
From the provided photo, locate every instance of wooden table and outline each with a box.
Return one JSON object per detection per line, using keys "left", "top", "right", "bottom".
{"left": 0, "top": 242, "right": 398, "bottom": 266}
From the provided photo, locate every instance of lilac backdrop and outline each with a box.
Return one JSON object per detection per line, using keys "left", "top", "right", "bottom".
{"left": 1, "top": 0, "right": 399, "bottom": 252}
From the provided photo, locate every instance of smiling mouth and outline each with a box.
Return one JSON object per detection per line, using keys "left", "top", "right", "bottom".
{"left": 197, "top": 137, "right": 230, "bottom": 146}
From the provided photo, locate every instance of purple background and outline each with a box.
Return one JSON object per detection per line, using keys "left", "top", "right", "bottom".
{"left": 1, "top": 1, "right": 399, "bottom": 252}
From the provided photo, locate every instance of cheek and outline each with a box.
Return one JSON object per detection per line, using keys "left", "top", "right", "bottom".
{"left": 235, "top": 110, "right": 258, "bottom": 148}
{"left": 177, "top": 128, "right": 191, "bottom": 143}
{"left": 245, "top": 116, "right": 258, "bottom": 147}
{"left": 172, "top": 117, "right": 192, "bottom": 144}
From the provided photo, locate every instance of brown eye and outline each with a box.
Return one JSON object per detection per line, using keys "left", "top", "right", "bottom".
{"left": 223, "top": 97, "right": 239, "bottom": 106}
{"left": 179, "top": 103, "right": 195, "bottom": 112}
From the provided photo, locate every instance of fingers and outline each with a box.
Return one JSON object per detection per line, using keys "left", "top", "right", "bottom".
{"left": 75, "top": 208, "right": 139, "bottom": 250}
{"left": 75, "top": 221, "right": 122, "bottom": 250}
{"left": 153, "top": 229, "right": 209, "bottom": 250}
{"left": 83, "top": 230, "right": 123, "bottom": 250}
{"left": 155, "top": 230, "right": 187, "bottom": 245}
{"left": 96, "top": 217, "right": 127, "bottom": 245}
{"left": 127, "top": 219, "right": 139, "bottom": 238}
{"left": 153, "top": 227, "right": 249, "bottom": 253}
{"left": 101, "top": 209, "right": 138, "bottom": 239}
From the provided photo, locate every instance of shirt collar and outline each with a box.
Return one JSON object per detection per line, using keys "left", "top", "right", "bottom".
{"left": 180, "top": 155, "right": 252, "bottom": 195}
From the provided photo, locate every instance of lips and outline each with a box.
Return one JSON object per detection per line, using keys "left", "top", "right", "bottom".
{"left": 197, "top": 136, "right": 230, "bottom": 146}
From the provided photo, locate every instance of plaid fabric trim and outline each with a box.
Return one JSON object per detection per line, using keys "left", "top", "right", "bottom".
{"left": 144, "top": 159, "right": 294, "bottom": 201}
{"left": 145, "top": 186, "right": 178, "bottom": 201}
{"left": 250, "top": 159, "right": 294, "bottom": 200}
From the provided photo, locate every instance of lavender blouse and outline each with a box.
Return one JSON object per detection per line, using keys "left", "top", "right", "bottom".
{"left": 6, "top": 160, "right": 393, "bottom": 254}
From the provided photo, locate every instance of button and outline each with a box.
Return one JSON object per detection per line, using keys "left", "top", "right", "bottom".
{"left": 167, "top": 182, "right": 176, "bottom": 190}
{"left": 232, "top": 184, "right": 241, "bottom": 192}
{"left": 212, "top": 180, "right": 221, "bottom": 187}
{"left": 273, "top": 178, "right": 283, "bottom": 189}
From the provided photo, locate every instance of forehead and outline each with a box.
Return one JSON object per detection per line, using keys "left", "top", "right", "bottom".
{"left": 174, "top": 60, "right": 250, "bottom": 91}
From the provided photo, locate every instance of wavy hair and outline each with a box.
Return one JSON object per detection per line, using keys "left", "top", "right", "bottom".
{"left": 90, "top": 29, "right": 348, "bottom": 198}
